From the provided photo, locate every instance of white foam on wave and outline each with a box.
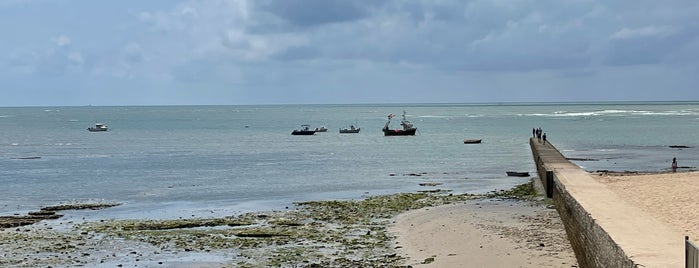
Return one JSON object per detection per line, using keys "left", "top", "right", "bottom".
{"left": 45, "top": 143, "right": 73, "bottom": 146}
{"left": 78, "top": 154, "right": 111, "bottom": 159}
{"left": 418, "top": 115, "right": 451, "bottom": 118}
{"left": 636, "top": 110, "right": 699, "bottom": 116}
{"left": 522, "top": 109, "right": 699, "bottom": 117}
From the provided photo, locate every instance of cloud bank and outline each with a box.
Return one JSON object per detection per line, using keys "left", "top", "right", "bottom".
{"left": 1, "top": 0, "right": 698, "bottom": 105}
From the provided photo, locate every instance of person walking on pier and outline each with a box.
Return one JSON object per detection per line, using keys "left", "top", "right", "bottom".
{"left": 542, "top": 133, "right": 547, "bottom": 145}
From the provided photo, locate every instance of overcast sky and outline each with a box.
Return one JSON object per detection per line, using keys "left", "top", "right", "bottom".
{"left": 1, "top": 0, "right": 698, "bottom": 106}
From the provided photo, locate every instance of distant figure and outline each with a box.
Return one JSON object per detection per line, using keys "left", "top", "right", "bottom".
{"left": 532, "top": 128, "right": 536, "bottom": 138}
{"left": 672, "top": 157, "right": 678, "bottom": 172}
{"left": 543, "top": 133, "right": 547, "bottom": 145}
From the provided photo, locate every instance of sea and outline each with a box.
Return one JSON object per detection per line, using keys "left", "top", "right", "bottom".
{"left": 1, "top": 102, "right": 698, "bottom": 220}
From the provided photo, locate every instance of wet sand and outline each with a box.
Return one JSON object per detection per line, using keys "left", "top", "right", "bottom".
{"left": 391, "top": 199, "right": 577, "bottom": 267}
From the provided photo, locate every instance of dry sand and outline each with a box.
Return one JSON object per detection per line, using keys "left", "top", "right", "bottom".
{"left": 593, "top": 171, "right": 699, "bottom": 240}
{"left": 390, "top": 199, "right": 577, "bottom": 267}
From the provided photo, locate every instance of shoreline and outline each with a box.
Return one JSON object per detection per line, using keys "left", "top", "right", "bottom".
{"left": 0, "top": 182, "right": 574, "bottom": 267}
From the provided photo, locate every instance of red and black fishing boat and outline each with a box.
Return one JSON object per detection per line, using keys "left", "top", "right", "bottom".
{"left": 383, "top": 110, "right": 417, "bottom": 136}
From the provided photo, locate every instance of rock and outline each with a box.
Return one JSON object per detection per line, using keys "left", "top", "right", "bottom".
{"left": 669, "top": 145, "right": 691, "bottom": 148}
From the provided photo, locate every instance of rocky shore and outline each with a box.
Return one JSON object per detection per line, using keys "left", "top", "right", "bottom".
{"left": 0, "top": 182, "right": 571, "bottom": 267}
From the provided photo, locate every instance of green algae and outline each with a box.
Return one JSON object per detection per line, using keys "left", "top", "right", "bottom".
{"left": 488, "top": 182, "right": 538, "bottom": 199}
{"left": 12, "top": 181, "right": 543, "bottom": 267}
{"left": 84, "top": 217, "right": 253, "bottom": 232}
{"left": 72, "top": 191, "right": 485, "bottom": 267}
{"left": 41, "top": 202, "right": 122, "bottom": 211}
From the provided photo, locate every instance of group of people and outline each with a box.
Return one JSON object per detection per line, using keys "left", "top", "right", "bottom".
{"left": 533, "top": 127, "right": 547, "bottom": 144}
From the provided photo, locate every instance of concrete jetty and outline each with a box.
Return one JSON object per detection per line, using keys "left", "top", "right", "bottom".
{"left": 530, "top": 138, "right": 683, "bottom": 268}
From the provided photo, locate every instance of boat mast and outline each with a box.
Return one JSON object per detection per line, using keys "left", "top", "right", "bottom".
{"left": 384, "top": 114, "right": 394, "bottom": 131}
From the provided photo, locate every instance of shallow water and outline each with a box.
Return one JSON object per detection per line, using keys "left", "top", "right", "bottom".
{"left": 1, "top": 102, "right": 698, "bottom": 217}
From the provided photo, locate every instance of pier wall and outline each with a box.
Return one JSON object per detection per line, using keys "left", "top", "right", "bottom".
{"left": 530, "top": 138, "right": 681, "bottom": 268}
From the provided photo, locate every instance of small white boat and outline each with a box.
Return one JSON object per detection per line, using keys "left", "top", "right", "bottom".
{"left": 87, "top": 123, "right": 109, "bottom": 132}
{"left": 314, "top": 126, "right": 328, "bottom": 132}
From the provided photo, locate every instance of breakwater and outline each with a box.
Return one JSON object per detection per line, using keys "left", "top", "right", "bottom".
{"left": 530, "top": 138, "right": 682, "bottom": 268}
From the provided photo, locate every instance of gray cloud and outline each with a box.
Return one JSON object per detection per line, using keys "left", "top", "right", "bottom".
{"left": 272, "top": 45, "right": 320, "bottom": 61}
{"left": 259, "top": 0, "right": 372, "bottom": 27}
{"left": 2, "top": 0, "right": 699, "bottom": 105}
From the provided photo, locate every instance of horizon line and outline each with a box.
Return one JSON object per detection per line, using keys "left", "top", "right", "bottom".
{"left": 2, "top": 100, "right": 699, "bottom": 108}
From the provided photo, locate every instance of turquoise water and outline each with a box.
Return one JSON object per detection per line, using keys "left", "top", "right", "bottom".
{"left": 1, "top": 103, "right": 698, "bottom": 218}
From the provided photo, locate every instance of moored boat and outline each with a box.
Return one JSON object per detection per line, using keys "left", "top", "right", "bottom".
{"left": 87, "top": 123, "right": 109, "bottom": 132}
{"left": 314, "top": 126, "right": 328, "bottom": 132}
{"left": 506, "top": 171, "right": 530, "bottom": 177}
{"left": 292, "top": 124, "right": 316, "bottom": 135}
{"left": 339, "top": 125, "right": 360, "bottom": 134}
{"left": 383, "top": 111, "right": 417, "bottom": 136}
{"left": 463, "top": 139, "right": 482, "bottom": 144}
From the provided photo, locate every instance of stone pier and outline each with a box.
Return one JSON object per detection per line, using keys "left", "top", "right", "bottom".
{"left": 530, "top": 138, "right": 682, "bottom": 268}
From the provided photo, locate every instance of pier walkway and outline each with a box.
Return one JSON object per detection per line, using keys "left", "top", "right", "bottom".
{"left": 530, "top": 138, "right": 682, "bottom": 267}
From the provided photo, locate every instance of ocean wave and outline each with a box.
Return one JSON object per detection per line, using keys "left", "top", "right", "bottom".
{"left": 77, "top": 154, "right": 111, "bottom": 159}
{"left": 417, "top": 115, "right": 451, "bottom": 118}
{"left": 522, "top": 109, "right": 699, "bottom": 117}
{"left": 45, "top": 143, "right": 74, "bottom": 146}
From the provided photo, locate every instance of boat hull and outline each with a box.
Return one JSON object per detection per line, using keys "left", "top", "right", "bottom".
{"left": 87, "top": 128, "right": 108, "bottom": 132}
{"left": 383, "top": 128, "right": 417, "bottom": 136}
{"left": 506, "top": 171, "right": 530, "bottom": 177}
{"left": 463, "top": 139, "right": 482, "bottom": 144}
{"left": 339, "top": 128, "right": 360, "bottom": 134}
{"left": 291, "top": 130, "right": 316, "bottom": 135}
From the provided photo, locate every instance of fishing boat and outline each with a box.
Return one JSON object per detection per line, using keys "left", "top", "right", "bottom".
{"left": 506, "top": 171, "right": 530, "bottom": 177}
{"left": 383, "top": 111, "right": 417, "bottom": 136}
{"left": 291, "top": 124, "right": 316, "bottom": 135}
{"left": 87, "top": 123, "right": 109, "bottom": 132}
{"left": 314, "top": 126, "right": 328, "bottom": 132}
{"left": 339, "top": 125, "right": 360, "bottom": 134}
{"left": 463, "top": 139, "right": 482, "bottom": 144}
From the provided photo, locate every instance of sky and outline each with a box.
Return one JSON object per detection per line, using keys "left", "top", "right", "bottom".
{"left": 1, "top": 0, "right": 698, "bottom": 106}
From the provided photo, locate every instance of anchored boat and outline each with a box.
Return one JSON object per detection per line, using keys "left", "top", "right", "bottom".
{"left": 291, "top": 124, "right": 316, "bottom": 135}
{"left": 506, "top": 171, "right": 530, "bottom": 177}
{"left": 383, "top": 111, "right": 417, "bottom": 136}
{"left": 87, "top": 123, "right": 109, "bottom": 132}
{"left": 339, "top": 125, "right": 360, "bottom": 134}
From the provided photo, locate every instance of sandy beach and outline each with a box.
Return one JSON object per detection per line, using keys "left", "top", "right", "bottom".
{"left": 390, "top": 199, "right": 577, "bottom": 267}
{"left": 593, "top": 171, "right": 699, "bottom": 240}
